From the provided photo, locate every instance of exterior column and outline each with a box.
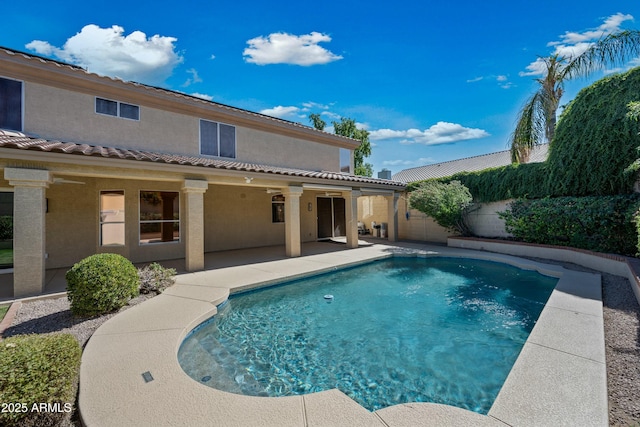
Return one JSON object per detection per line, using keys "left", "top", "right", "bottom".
{"left": 5, "top": 168, "right": 51, "bottom": 298}
{"left": 283, "top": 186, "right": 303, "bottom": 257}
{"left": 386, "top": 192, "right": 400, "bottom": 242}
{"left": 182, "top": 179, "right": 208, "bottom": 272}
{"left": 345, "top": 190, "right": 361, "bottom": 248}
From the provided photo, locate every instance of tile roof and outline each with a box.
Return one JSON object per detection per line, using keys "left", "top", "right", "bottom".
{"left": 0, "top": 46, "right": 357, "bottom": 147}
{"left": 0, "top": 131, "right": 405, "bottom": 188}
{"left": 392, "top": 144, "right": 549, "bottom": 183}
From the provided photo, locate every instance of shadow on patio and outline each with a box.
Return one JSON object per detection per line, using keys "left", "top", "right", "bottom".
{"left": 0, "top": 238, "right": 384, "bottom": 302}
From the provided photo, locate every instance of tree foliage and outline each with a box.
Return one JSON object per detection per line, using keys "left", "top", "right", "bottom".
{"left": 308, "top": 113, "right": 326, "bottom": 131}
{"left": 510, "top": 30, "right": 640, "bottom": 163}
{"left": 545, "top": 66, "right": 640, "bottom": 196}
{"left": 409, "top": 180, "right": 473, "bottom": 235}
{"left": 308, "top": 114, "right": 373, "bottom": 177}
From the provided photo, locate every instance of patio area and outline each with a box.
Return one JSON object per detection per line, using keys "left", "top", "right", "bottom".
{"left": 76, "top": 240, "right": 607, "bottom": 426}
{"left": 0, "top": 239, "right": 382, "bottom": 302}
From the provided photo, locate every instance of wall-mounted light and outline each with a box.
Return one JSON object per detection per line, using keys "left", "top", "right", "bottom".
{"left": 244, "top": 177, "right": 253, "bottom": 184}
{"left": 308, "top": 202, "right": 313, "bottom": 212}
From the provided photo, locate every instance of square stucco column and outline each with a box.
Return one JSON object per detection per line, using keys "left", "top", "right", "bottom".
{"left": 386, "top": 192, "right": 400, "bottom": 242}
{"left": 5, "top": 168, "right": 52, "bottom": 298}
{"left": 182, "top": 179, "right": 208, "bottom": 272}
{"left": 283, "top": 186, "right": 303, "bottom": 257}
{"left": 345, "top": 190, "right": 362, "bottom": 249}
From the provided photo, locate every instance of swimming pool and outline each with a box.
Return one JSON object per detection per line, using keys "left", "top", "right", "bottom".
{"left": 178, "top": 257, "right": 558, "bottom": 413}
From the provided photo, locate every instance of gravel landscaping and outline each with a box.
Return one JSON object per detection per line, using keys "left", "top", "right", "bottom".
{"left": 2, "top": 261, "right": 639, "bottom": 426}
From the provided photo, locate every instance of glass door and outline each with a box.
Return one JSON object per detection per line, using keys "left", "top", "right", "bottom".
{"left": 0, "top": 192, "right": 13, "bottom": 268}
{"left": 317, "top": 197, "right": 346, "bottom": 240}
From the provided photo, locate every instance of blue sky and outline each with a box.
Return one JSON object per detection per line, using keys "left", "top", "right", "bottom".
{"left": 2, "top": 1, "right": 639, "bottom": 175}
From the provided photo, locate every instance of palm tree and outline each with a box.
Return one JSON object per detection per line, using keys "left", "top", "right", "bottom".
{"left": 510, "top": 30, "right": 640, "bottom": 163}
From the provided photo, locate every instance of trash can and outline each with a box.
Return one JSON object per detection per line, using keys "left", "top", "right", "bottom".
{"left": 380, "top": 223, "right": 388, "bottom": 239}
{"left": 372, "top": 222, "right": 381, "bottom": 237}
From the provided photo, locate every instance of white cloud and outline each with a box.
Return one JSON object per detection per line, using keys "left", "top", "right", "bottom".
{"left": 467, "top": 74, "right": 513, "bottom": 89}
{"left": 259, "top": 105, "right": 301, "bottom": 119}
{"left": 243, "top": 32, "right": 343, "bottom": 66}
{"left": 190, "top": 92, "right": 213, "bottom": 101}
{"left": 183, "top": 68, "right": 202, "bottom": 87}
{"left": 521, "top": 13, "right": 635, "bottom": 76}
{"left": 370, "top": 122, "right": 490, "bottom": 145}
{"left": 555, "top": 13, "right": 634, "bottom": 44}
{"left": 382, "top": 157, "right": 435, "bottom": 167}
{"left": 26, "top": 24, "right": 183, "bottom": 84}
{"left": 302, "top": 101, "right": 331, "bottom": 110}
{"left": 321, "top": 111, "right": 341, "bottom": 120}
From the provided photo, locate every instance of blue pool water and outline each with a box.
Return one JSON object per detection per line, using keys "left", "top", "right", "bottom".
{"left": 178, "top": 257, "right": 558, "bottom": 413}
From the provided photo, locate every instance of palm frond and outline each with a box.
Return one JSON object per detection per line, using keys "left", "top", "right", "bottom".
{"left": 510, "top": 91, "right": 546, "bottom": 163}
{"left": 565, "top": 30, "right": 640, "bottom": 78}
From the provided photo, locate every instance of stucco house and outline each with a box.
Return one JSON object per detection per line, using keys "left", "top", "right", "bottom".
{"left": 0, "top": 46, "right": 404, "bottom": 298}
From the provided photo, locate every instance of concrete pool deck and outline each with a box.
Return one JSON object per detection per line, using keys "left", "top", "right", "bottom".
{"left": 79, "top": 241, "right": 607, "bottom": 426}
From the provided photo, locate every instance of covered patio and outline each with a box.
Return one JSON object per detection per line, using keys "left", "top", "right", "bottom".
{"left": 0, "top": 238, "right": 389, "bottom": 302}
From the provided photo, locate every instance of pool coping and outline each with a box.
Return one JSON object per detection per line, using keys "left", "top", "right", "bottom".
{"left": 79, "top": 242, "right": 607, "bottom": 426}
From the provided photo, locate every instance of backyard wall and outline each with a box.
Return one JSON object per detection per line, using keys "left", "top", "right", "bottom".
{"left": 465, "top": 200, "right": 512, "bottom": 238}
{"left": 357, "top": 195, "right": 388, "bottom": 233}
{"left": 396, "top": 193, "right": 512, "bottom": 243}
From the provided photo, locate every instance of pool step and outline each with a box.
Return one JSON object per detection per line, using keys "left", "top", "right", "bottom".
{"left": 180, "top": 334, "right": 267, "bottom": 396}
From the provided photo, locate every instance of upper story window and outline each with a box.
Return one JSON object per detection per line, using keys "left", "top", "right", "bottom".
{"left": 0, "top": 77, "right": 23, "bottom": 131}
{"left": 339, "top": 148, "right": 352, "bottom": 173}
{"left": 200, "top": 119, "right": 236, "bottom": 158}
{"left": 96, "top": 97, "right": 140, "bottom": 120}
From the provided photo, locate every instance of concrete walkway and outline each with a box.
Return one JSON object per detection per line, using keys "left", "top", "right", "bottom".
{"left": 79, "top": 241, "right": 607, "bottom": 426}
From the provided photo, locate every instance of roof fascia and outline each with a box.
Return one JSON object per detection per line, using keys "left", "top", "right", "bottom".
{"left": 0, "top": 49, "right": 359, "bottom": 150}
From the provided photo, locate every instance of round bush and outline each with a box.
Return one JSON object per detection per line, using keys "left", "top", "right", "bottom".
{"left": 0, "top": 333, "right": 81, "bottom": 427}
{"left": 66, "top": 253, "right": 139, "bottom": 316}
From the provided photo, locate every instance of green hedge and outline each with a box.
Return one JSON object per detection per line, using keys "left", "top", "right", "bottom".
{"left": 0, "top": 333, "right": 81, "bottom": 427}
{"left": 545, "top": 67, "right": 640, "bottom": 197}
{"left": 406, "top": 162, "right": 549, "bottom": 203}
{"left": 66, "top": 253, "right": 139, "bottom": 316}
{"left": 499, "top": 195, "right": 640, "bottom": 256}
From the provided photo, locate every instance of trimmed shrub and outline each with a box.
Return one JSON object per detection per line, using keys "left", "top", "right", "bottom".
{"left": 499, "top": 195, "right": 640, "bottom": 255}
{"left": 0, "top": 333, "right": 81, "bottom": 427}
{"left": 66, "top": 253, "right": 139, "bottom": 316}
{"left": 138, "top": 262, "right": 176, "bottom": 294}
{"left": 409, "top": 180, "right": 473, "bottom": 235}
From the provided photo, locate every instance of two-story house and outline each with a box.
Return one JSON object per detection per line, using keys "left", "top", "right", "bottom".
{"left": 0, "top": 47, "right": 404, "bottom": 298}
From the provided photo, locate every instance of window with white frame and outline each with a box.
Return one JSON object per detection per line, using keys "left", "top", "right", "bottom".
{"left": 200, "top": 119, "right": 236, "bottom": 158}
{"left": 100, "top": 190, "right": 125, "bottom": 246}
{"left": 139, "top": 191, "right": 180, "bottom": 244}
{"left": 0, "top": 77, "right": 23, "bottom": 131}
{"left": 96, "top": 97, "right": 140, "bottom": 120}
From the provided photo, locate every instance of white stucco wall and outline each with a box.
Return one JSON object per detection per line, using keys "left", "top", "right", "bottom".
{"left": 396, "top": 193, "right": 513, "bottom": 243}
